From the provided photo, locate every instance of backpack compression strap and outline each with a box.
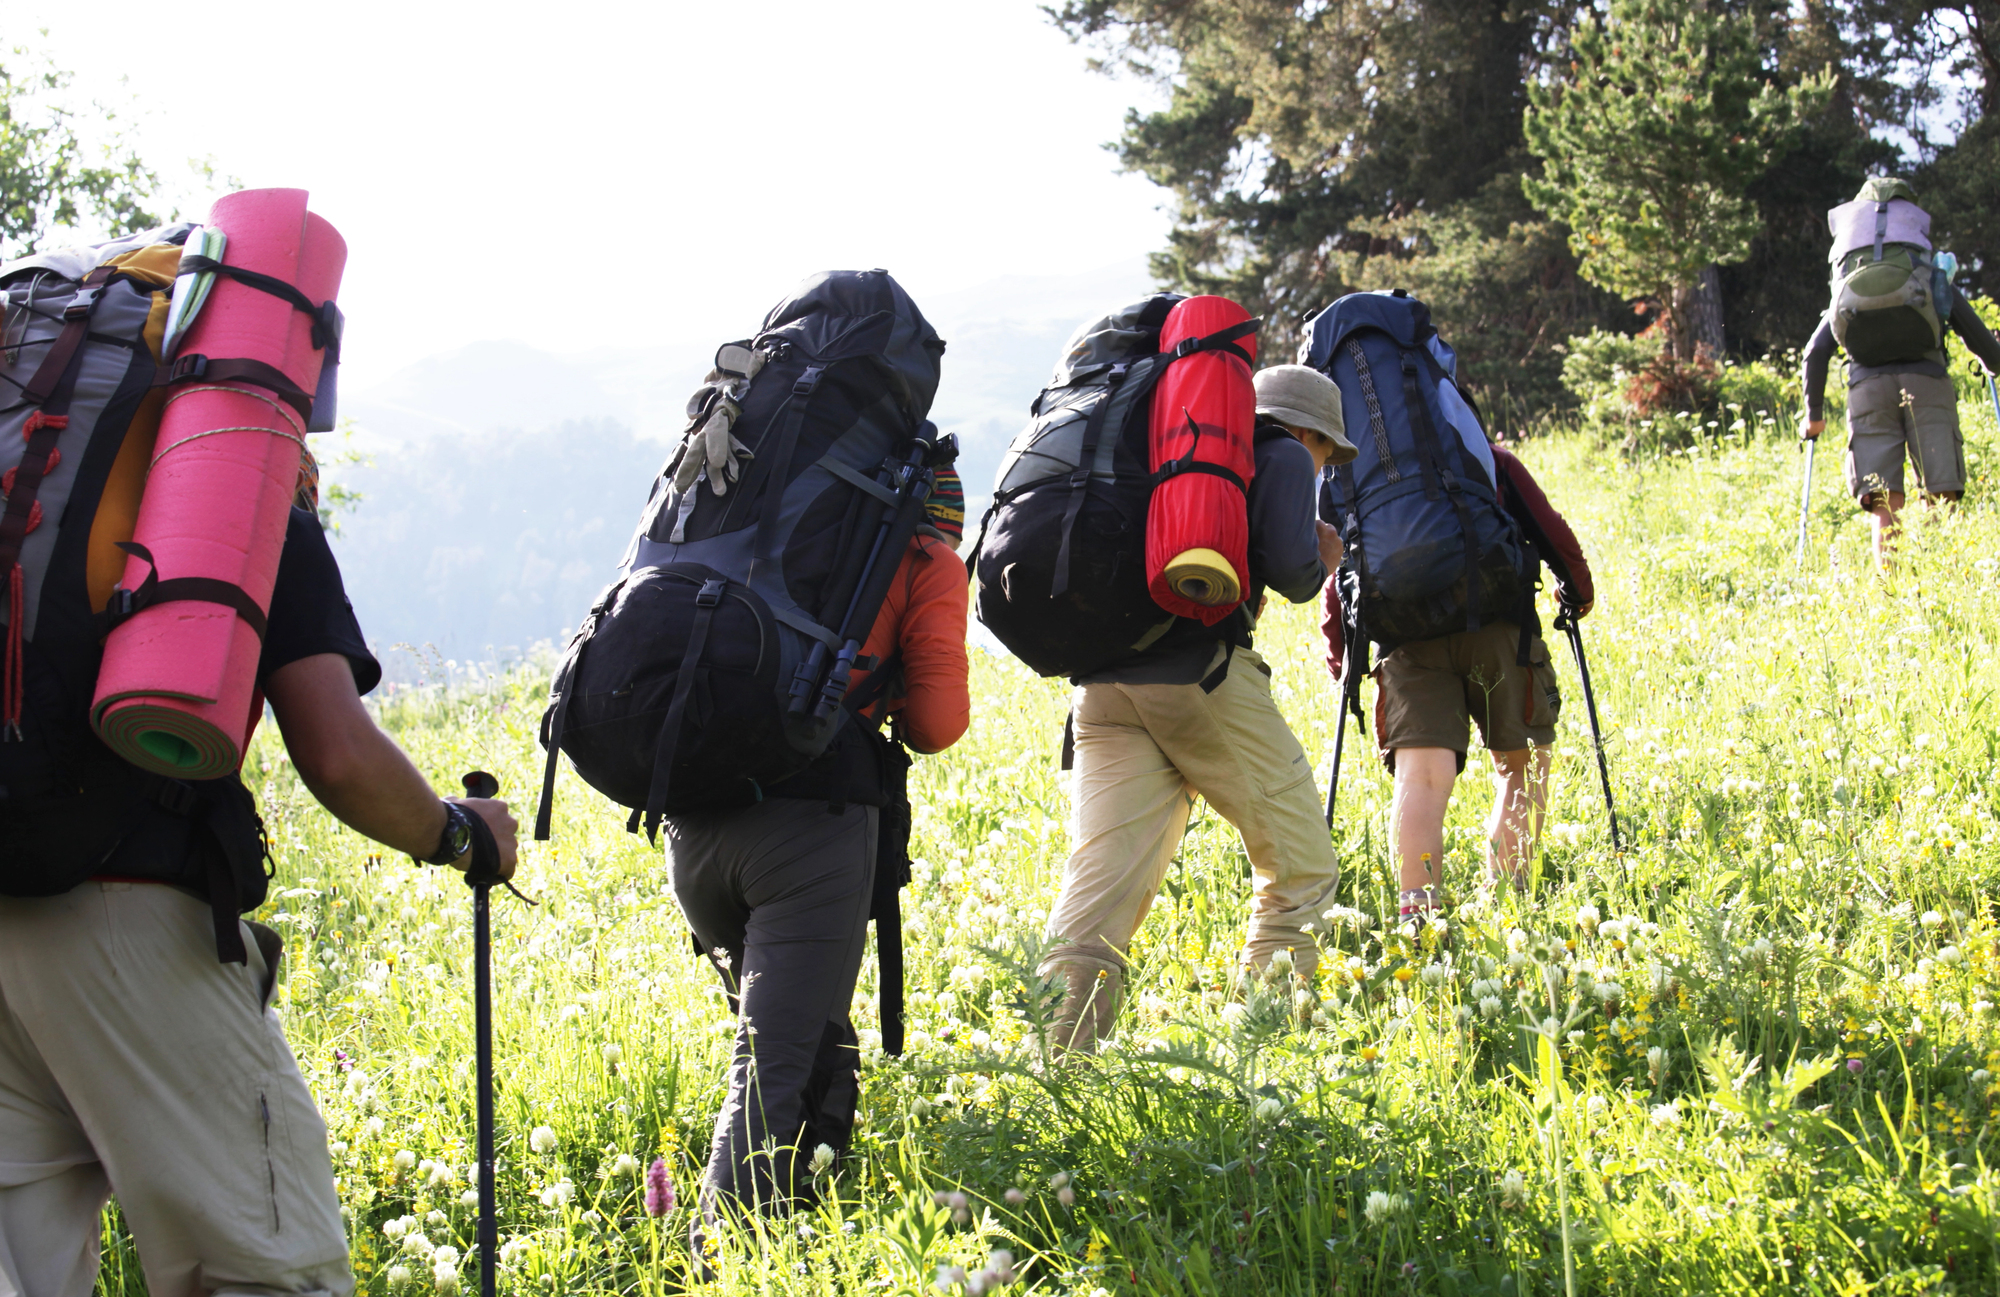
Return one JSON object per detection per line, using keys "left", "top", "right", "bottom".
{"left": 1151, "top": 409, "right": 1251, "bottom": 493}
{"left": 1343, "top": 340, "right": 1403, "bottom": 482}
{"left": 1049, "top": 362, "right": 1133, "bottom": 601}
{"left": 95, "top": 541, "right": 271, "bottom": 642}
{"left": 1167, "top": 317, "right": 1262, "bottom": 366}
{"left": 152, "top": 353, "right": 315, "bottom": 422}
{"left": 640, "top": 576, "right": 730, "bottom": 841}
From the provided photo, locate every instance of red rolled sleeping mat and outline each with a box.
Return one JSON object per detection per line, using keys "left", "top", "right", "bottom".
{"left": 92, "top": 188, "right": 345, "bottom": 778}
{"left": 1145, "top": 295, "right": 1258, "bottom": 625}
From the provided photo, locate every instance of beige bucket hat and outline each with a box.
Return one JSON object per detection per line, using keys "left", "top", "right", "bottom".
{"left": 1253, "top": 364, "right": 1358, "bottom": 465}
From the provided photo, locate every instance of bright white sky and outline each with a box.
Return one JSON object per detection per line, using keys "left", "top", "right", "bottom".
{"left": 29, "top": 0, "right": 1169, "bottom": 390}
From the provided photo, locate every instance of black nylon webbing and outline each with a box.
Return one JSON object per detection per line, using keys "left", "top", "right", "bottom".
{"left": 745, "top": 367, "right": 823, "bottom": 584}
{"left": 641, "top": 578, "right": 726, "bottom": 840}
{"left": 1050, "top": 364, "right": 1128, "bottom": 600}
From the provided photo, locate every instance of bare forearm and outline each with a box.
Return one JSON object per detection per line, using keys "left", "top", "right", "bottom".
{"left": 291, "top": 721, "right": 448, "bottom": 859}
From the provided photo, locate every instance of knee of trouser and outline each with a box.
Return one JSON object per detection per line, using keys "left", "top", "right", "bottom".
{"left": 1040, "top": 937, "right": 1125, "bottom": 976}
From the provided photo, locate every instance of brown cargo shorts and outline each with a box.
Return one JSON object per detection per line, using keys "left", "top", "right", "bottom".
{"left": 1845, "top": 371, "right": 1963, "bottom": 505}
{"left": 1373, "top": 620, "right": 1559, "bottom": 771}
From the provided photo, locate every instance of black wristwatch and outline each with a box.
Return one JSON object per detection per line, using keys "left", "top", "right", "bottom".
{"left": 417, "top": 801, "right": 475, "bottom": 866}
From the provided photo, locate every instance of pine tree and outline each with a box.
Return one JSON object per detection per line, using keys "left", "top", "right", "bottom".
{"left": 1522, "top": 0, "right": 1832, "bottom": 361}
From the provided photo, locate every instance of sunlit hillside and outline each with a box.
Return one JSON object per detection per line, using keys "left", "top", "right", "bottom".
{"left": 96, "top": 399, "right": 2000, "bottom": 1295}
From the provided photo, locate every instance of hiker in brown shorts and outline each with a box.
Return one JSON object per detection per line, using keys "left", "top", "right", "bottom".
{"left": 1801, "top": 176, "right": 2000, "bottom": 568}
{"left": 1324, "top": 443, "right": 1593, "bottom": 927}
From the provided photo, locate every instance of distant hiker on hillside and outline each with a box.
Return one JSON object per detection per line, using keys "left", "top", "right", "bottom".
{"left": 1305, "top": 290, "right": 1592, "bottom": 934}
{"left": 1038, "top": 363, "right": 1352, "bottom": 1054}
{"left": 669, "top": 472, "right": 968, "bottom": 1242}
{"left": 1802, "top": 176, "right": 2000, "bottom": 568}
{"left": 0, "top": 230, "right": 519, "bottom": 1297}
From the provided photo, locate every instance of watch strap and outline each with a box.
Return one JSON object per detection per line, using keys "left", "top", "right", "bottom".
{"left": 416, "top": 801, "right": 473, "bottom": 867}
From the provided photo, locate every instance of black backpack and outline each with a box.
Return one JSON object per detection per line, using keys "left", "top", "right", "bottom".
{"left": 971, "top": 293, "right": 1189, "bottom": 679}
{"left": 1301, "top": 290, "right": 1531, "bottom": 655}
{"left": 0, "top": 226, "right": 276, "bottom": 961}
{"left": 536, "top": 270, "right": 949, "bottom": 839}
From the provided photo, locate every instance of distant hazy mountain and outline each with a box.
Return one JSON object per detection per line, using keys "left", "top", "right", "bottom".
{"left": 328, "top": 260, "right": 1159, "bottom": 672}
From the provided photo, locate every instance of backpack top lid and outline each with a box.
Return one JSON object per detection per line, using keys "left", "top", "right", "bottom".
{"left": 757, "top": 269, "right": 946, "bottom": 418}
{"left": 1827, "top": 188, "right": 1931, "bottom": 264}
{"left": 0, "top": 221, "right": 197, "bottom": 284}
{"left": 1047, "top": 292, "right": 1186, "bottom": 389}
{"left": 1298, "top": 289, "right": 1436, "bottom": 371}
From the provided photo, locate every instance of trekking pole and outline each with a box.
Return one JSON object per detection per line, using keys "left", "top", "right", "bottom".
{"left": 458, "top": 770, "right": 504, "bottom": 1297}
{"left": 1324, "top": 687, "right": 1348, "bottom": 827}
{"left": 1987, "top": 374, "right": 2000, "bottom": 431}
{"left": 1793, "top": 435, "right": 1817, "bottom": 572}
{"left": 1552, "top": 609, "right": 1620, "bottom": 853}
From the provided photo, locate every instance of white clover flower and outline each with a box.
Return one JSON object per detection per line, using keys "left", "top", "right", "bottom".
{"left": 1498, "top": 1169, "right": 1527, "bottom": 1209}
{"left": 431, "top": 1246, "right": 460, "bottom": 1268}
{"left": 1362, "top": 1190, "right": 1409, "bottom": 1225}
{"left": 1004, "top": 1187, "right": 1027, "bottom": 1206}
{"left": 528, "top": 1126, "right": 558, "bottom": 1155}
{"left": 425, "top": 1209, "right": 449, "bottom": 1230}
{"left": 1057, "top": 1186, "right": 1076, "bottom": 1208}
{"left": 1595, "top": 981, "right": 1623, "bottom": 1003}
{"left": 1048, "top": 1172, "right": 1070, "bottom": 1192}
{"left": 1255, "top": 1097, "right": 1284, "bottom": 1122}
{"left": 459, "top": 1189, "right": 480, "bottom": 1208}
{"left": 365, "top": 1116, "right": 387, "bottom": 1138}
{"left": 1973, "top": 1000, "right": 1997, "bottom": 1019}
{"left": 1598, "top": 919, "right": 1628, "bottom": 943}
{"left": 1540, "top": 1016, "right": 1561, "bottom": 1038}
{"left": 382, "top": 1216, "right": 412, "bottom": 1240}
{"left": 1480, "top": 996, "right": 1503, "bottom": 1019}
{"left": 1566, "top": 904, "right": 1595, "bottom": 931}
{"left": 601, "top": 1043, "right": 623, "bottom": 1067}
{"left": 400, "top": 1232, "right": 434, "bottom": 1257}
{"left": 1219, "top": 1003, "right": 1249, "bottom": 1029}
{"left": 609, "top": 1153, "right": 640, "bottom": 1179}
{"left": 1453, "top": 1004, "right": 1474, "bottom": 1026}
{"left": 1921, "top": 910, "right": 1945, "bottom": 929}
{"left": 386, "top": 1265, "right": 413, "bottom": 1290}
{"left": 539, "top": 1179, "right": 574, "bottom": 1208}
{"left": 809, "top": 1144, "right": 835, "bottom": 1175}
{"left": 392, "top": 1149, "right": 417, "bottom": 1173}
{"left": 1972, "top": 1069, "right": 1992, "bottom": 1087}
{"left": 1937, "top": 945, "right": 1964, "bottom": 966}
{"left": 1420, "top": 964, "right": 1448, "bottom": 987}
{"left": 1647, "top": 1046, "right": 1668, "bottom": 1085}
{"left": 432, "top": 1263, "right": 459, "bottom": 1295}
{"left": 1650, "top": 1103, "right": 1682, "bottom": 1128}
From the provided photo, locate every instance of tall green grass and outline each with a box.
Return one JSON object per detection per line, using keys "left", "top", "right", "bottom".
{"left": 94, "top": 395, "right": 2000, "bottom": 1295}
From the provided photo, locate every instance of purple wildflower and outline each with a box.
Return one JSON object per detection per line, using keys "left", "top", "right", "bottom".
{"left": 644, "top": 1158, "right": 675, "bottom": 1217}
{"left": 1847, "top": 1058, "right": 1864, "bottom": 1074}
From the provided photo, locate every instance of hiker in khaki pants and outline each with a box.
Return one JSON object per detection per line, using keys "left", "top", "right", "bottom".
{"left": 1040, "top": 366, "right": 1353, "bottom": 1052}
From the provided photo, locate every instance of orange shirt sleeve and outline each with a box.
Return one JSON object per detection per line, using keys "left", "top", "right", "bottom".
{"left": 852, "top": 535, "right": 970, "bottom": 754}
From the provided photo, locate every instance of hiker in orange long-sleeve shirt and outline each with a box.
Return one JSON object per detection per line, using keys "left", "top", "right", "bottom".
{"left": 669, "top": 467, "right": 969, "bottom": 1233}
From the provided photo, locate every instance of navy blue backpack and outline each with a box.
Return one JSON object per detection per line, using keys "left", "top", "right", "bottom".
{"left": 1301, "top": 290, "right": 1530, "bottom": 656}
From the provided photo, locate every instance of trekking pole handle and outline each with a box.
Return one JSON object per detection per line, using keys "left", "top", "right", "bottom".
{"left": 458, "top": 773, "right": 536, "bottom": 905}
{"left": 463, "top": 771, "right": 499, "bottom": 799}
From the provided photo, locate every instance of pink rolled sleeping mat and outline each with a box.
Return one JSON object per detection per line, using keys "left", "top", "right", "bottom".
{"left": 92, "top": 188, "right": 345, "bottom": 778}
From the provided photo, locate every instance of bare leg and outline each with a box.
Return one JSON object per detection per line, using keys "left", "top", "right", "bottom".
{"left": 1391, "top": 747, "right": 1458, "bottom": 896}
{"left": 1486, "top": 746, "right": 1552, "bottom": 883}
{"left": 1867, "top": 490, "right": 1906, "bottom": 570}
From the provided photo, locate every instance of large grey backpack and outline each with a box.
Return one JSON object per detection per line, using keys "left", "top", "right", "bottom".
{"left": 536, "top": 270, "right": 948, "bottom": 839}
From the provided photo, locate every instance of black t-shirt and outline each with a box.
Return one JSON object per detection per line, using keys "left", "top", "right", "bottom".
{"left": 100, "top": 507, "right": 380, "bottom": 876}
{"left": 261, "top": 506, "right": 381, "bottom": 694}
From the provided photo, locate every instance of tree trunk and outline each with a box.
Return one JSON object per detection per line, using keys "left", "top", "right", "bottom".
{"left": 1691, "top": 264, "right": 1726, "bottom": 360}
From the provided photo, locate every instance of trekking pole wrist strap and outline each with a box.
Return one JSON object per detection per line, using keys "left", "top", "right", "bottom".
{"left": 459, "top": 804, "right": 504, "bottom": 887}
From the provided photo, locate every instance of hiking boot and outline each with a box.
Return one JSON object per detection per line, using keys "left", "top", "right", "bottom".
{"left": 1042, "top": 958, "right": 1123, "bottom": 1059}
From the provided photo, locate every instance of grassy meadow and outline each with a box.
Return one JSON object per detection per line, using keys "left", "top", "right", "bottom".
{"left": 95, "top": 394, "right": 2000, "bottom": 1296}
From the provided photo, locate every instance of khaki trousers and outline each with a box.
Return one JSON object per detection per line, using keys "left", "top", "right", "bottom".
{"left": 0, "top": 884, "right": 351, "bottom": 1297}
{"left": 1045, "top": 647, "right": 1338, "bottom": 986}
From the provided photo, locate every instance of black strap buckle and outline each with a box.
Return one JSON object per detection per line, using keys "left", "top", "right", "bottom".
{"left": 62, "top": 286, "right": 104, "bottom": 321}
{"left": 793, "top": 365, "right": 826, "bottom": 396}
{"left": 1068, "top": 469, "right": 1091, "bottom": 489}
{"left": 695, "top": 578, "right": 727, "bottom": 608}
{"left": 151, "top": 778, "right": 200, "bottom": 817}
{"left": 164, "top": 353, "right": 209, "bottom": 383}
